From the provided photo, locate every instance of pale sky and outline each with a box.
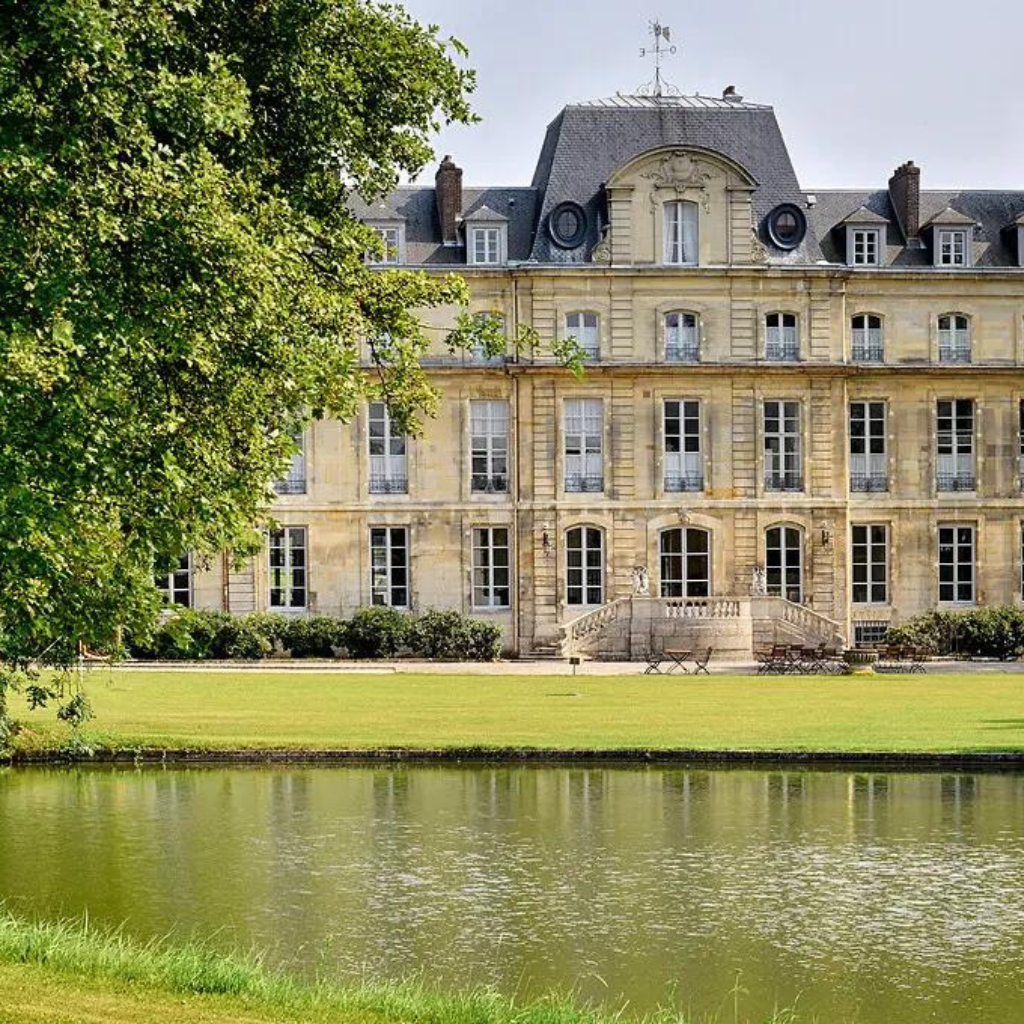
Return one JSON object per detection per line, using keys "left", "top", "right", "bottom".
{"left": 399, "top": 0, "right": 1024, "bottom": 192}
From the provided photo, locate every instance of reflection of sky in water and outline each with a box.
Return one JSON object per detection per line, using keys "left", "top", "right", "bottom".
{"left": 1, "top": 766, "right": 1023, "bottom": 1023}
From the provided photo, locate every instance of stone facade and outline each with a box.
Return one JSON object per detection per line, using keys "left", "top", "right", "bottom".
{"left": 173, "top": 93, "right": 1024, "bottom": 656}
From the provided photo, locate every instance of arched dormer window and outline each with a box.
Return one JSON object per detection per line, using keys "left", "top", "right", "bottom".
{"left": 938, "top": 313, "right": 970, "bottom": 364}
{"left": 663, "top": 200, "right": 698, "bottom": 266}
{"left": 665, "top": 311, "right": 700, "bottom": 362}
{"left": 566, "top": 526, "right": 604, "bottom": 605}
{"left": 851, "top": 314, "right": 883, "bottom": 362}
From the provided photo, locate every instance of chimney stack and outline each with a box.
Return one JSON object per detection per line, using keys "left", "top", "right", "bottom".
{"left": 888, "top": 160, "right": 920, "bottom": 241}
{"left": 435, "top": 155, "right": 463, "bottom": 246}
{"left": 722, "top": 85, "right": 743, "bottom": 102}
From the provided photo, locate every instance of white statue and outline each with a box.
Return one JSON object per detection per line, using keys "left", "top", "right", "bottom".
{"left": 751, "top": 566, "right": 768, "bottom": 596}
{"left": 631, "top": 565, "right": 650, "bottom": 596}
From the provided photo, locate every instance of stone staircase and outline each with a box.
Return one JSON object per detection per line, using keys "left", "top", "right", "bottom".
{"left": 557, "top": 594, "right": 845, "bottom": 661}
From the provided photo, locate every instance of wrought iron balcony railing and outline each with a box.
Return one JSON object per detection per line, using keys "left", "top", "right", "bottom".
{"left": 851, "top": 343, "right": 884, "bottom": 362}
{"left": 850, "top": 473, "right": 888, "bottom": 493}
{"left": 565, "top": 475, "right": 604, "bottom": 493}
{"left": 471, "top": 474, "right": 509, "bottom": 494}
{"left": 765, "top": 343, "right": 800, "bottom": 361}
{"left": 369, "top": 475, "right": 408, "bottom": 494}
{"left": 764, "top": 472, "right": 804, "bottom": 492}
{"left": 665, "top": 345, "right": 700, "bottom": 363}
{"left": 273, "top": 477, "right": 307, "bottom": 496}
{"left": 664, "top": 474, "right": 704, "bottom": 493}
{"left": 936, "top": 473, "right": 975, "bottom": 492}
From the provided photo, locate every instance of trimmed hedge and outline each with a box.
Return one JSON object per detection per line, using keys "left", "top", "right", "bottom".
{"left": 885, "top": 606, "right": 1024, "bottom": 660}
{"left": 128, "top": 607, "right": 501, "bottom": 662}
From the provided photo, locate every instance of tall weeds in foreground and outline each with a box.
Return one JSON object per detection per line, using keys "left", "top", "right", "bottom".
{"left": 0, "top": 912, "right": 807, "bottom": 1024}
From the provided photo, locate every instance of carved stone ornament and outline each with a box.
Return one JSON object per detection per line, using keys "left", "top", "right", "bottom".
{"left": 631, "top": 565, "right": 651, "bottom": 596}
{"left": 750, "top": 230, "right": 770, "bottom": 265}
{"left": 642, "top": 151, "right": 714, "bottom": 212}
{"left": 591, "top": 228, "right": 612, "bottom": 265}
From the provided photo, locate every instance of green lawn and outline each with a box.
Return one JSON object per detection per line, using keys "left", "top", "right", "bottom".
{"left": 9, "top": 669, "right": 1024, "bottom": 755}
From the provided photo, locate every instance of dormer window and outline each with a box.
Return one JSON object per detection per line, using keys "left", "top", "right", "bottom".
{"left": 850, "top": 229, "right": 880, "bottom": 266}
{"left": 663, "top": 200, "right": 698, "bottom": 265}
{"left": 938, "top": 229, "right": 968, "bottom": 267}
{"left": 369, "top": 224, "right": 404, "bottom": 265}
{"left": 470, "top": 226, "right": 503, "bottom": 265}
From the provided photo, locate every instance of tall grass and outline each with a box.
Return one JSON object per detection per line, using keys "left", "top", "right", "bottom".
{"left": 0, "top": 912, "right": 805, "bottom": 1024}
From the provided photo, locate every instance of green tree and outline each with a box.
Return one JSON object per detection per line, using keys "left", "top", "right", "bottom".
{"left": 0, "top": 0, "right": 577, "bottom": 742}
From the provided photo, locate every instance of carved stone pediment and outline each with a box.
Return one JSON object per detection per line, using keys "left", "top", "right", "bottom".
{"left": 642, "top": 151, "right": 714, "bottom": 211}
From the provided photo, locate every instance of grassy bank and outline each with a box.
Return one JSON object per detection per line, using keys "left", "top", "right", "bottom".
{"left": 0, "top": 914, "right": 798, "bottom": 1024}
{"left": 7, "top": 669, "right": 1024, "bottom": 756}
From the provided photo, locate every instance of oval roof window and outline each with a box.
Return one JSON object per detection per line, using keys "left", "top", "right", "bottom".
{"left": 766, "top": 203, "right": 806, "bottom": 250}
{"left": 548, "top": 201, "right": 588, "bottom": 249}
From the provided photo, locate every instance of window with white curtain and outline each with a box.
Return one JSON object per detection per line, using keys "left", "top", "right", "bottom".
{"left": 938, "top": 525, "right": 975, "bottom": 603}
{"left": 765, "top": 313, "right": 799, "bottom": 360}
{"left": 470, "top": 400, "right": 509, "bottom": 493}
{"left": 565, "top": 312, "right": 600, "bottom": 360}
{"left": 936, "top": 399, "right": 975, "bottom": 491}
{"left": 851, "top": 314, "right": 883, "bottom": 362}
{"left": 763, "top": 400, "right": 802, "bottom": 491}
{"left": 665, "top": 312, "right": 700, "bottom": 362}
{"left": 849, "top": 402, "right": 887, "bottom": 492}
{"left": 368, "top": 402, "right": 407, "bottom": 494}
{"left": 938, "top": 314, "right": 970, "bottom": 363}
{"left": 664, "top": 399, "right": 703, "bottom": 492}
{"left": 663, "top": 200, "right": 698, "bottom": 265}
{"left": 370, "top": 527, "right": 409, "bottom": 607}
{"left": 274, "top": 432, "right": 306, "bottom": 495}
{"left": 564, "top": 398, "right": 603, "bottom": 493}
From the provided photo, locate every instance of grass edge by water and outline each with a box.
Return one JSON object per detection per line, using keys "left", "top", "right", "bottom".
{"left": 0, "top": 913, "right": 804, "bottom": 1024}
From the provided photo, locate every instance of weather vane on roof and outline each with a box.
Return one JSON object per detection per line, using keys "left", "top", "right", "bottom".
{"left": 637, "top": 20, "right": 681, "bottom": 98}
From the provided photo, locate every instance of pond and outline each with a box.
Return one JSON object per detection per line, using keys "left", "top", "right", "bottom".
{"left": 1, "top": 763, "right": 1023, "bottom": 1023}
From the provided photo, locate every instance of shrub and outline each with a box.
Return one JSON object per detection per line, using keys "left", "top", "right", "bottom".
{"left": 409, "top": 610, "right": 502, "bottom": 661}
{"left": 344, "top": 607, "right": 411, "bottom": 658}
{"left": 886, "top": 606, "right": 1024, "bottom": 660}
{"left": 128, "top": 609, "right": 231, "bottom": 660}
{"left": 281, "top": 616, "right": 348, "bottom": 658}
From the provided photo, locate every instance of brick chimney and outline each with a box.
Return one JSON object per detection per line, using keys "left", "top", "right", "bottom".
{"left": 888, "top": 160, "right": 920, "bottom": 241}
{"left": 435, "top": 155, "right": 463, "bottom": 246}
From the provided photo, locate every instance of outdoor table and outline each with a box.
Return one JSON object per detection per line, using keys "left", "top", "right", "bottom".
{"left": 661, "top": 648, "right": 694, "bottom": 674}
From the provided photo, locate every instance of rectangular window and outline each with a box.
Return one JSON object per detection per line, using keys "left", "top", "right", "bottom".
{"left": 849, "top": 402, "right": 887, "bottom": 492}
{"left": 472, "top": 527, "right": 511, "bottom": 609}
{"left": 274, "top": 432, "right": 306, "bottom": 495}
{"left": 471, "top": 227, "right": 501, "bottom": 265}
{"left": 763, "top": 400, "right": 802, "bottom": 491}
{"left": 665, "top": 312, "right": 699, "bottom": 362}
{"left": 368, "top": 402, "right": 407, "bottom": 494}
{"left": 564, "top": 398, "right": 603, "bottom": 493}
{"left": 936, "top": 399, "right": 975, "bottom": 491}
{"left": 938, "top": 525, "right": 975, "bottom": 603}
{"left": 565, "top": 312, "right": 600, "bottom": 360}
{"left": 852, "top": 524, "right": 888, "bottom": 604}
{"left": 663, "top": 201, "right": 698, "bottom": 265}
{"left": 664, "top": 399, "right": 703, "bottom": 492}
{"left": 851, "top": 229, "right": 880, "bottom": 266}
{"left": 370, "top": 226, "right": 401, "bottom": 265}
{"left": 938, "top": 229, "right": 967, "bottom": 267}
{"left": 269, "top": 527, "right": 307, "bottom": 611}
{"left": 470, "top": 400, "right": 509, "bottom": 493}
{"left": 765, "top": 313, "right": 799, "bottom": 361}
{"left": 155, "top": 553, "right": 191, "bottom": 607}
{"left": 370, "top": 526, "right": 409, "bottom": 607}
{"left": 854, "top": 621, "right": 889, "bottom": 648}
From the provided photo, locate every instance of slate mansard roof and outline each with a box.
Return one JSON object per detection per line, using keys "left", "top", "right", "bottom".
{"left": 351, "top": 92, "right": 1024, "bottom": 268}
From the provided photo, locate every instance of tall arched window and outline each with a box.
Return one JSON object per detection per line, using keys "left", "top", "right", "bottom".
{"left": 659, "top": 528, "right": 710, "bottom": 598}
{"left": 765, "top": 525, "right": 803, "bottom": 603}
{"left": 938, "top": 313, "right": 970, "bottom": 363}
{"left": 765, "top": 312, "right": 799, "bottom": 361}
{"left": 566, "top": 526, "right": 604, "bottom": 605}
{"left": 663, "top": 200, "right": 698, "bottom": 265}
{"left": 665, "top": 312, "right": 700, "bottom": 362}
{"left": 851, "top": 314, "right": 883, "bottom": 362}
